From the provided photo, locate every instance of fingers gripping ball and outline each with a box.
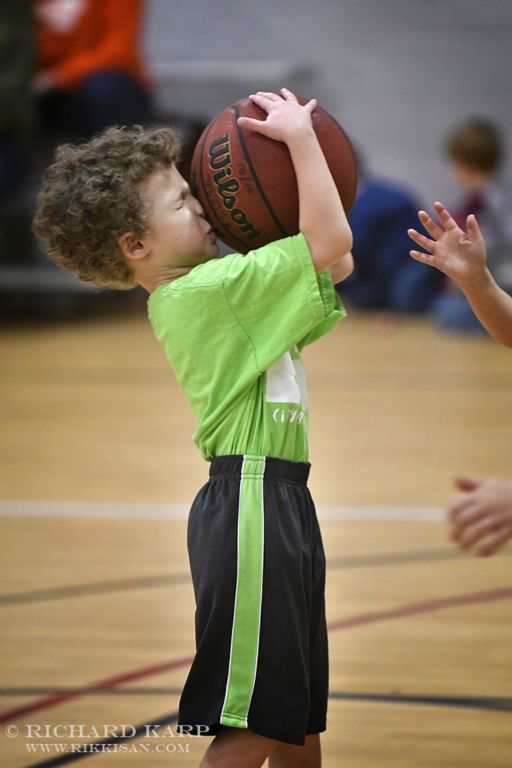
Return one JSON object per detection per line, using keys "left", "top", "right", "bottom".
{"left": 190, "top": 95, "right": 357, "bottom": 252}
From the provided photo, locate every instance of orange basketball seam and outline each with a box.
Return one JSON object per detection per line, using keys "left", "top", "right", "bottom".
{"left": 230, "top": 103, "right": 289, "bottom": 240}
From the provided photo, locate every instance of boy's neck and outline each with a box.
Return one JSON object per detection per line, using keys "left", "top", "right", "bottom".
{"left": 139, "top": 267, "right": 194, "bottom": 293}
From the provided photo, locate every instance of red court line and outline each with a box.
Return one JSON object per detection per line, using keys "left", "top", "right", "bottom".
{"left": 1, "top": 585, "right": 511, "bottom": 725}
{"left": 0, "top": 656, "right": 193, "bottom": 725}
{"left": 328, "top": 585, "right": 512, "bottom": 631}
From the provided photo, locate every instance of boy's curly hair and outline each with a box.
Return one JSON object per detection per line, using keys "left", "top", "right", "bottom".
{"left": 33, "top": 125, "right": 181, "bottom": 289}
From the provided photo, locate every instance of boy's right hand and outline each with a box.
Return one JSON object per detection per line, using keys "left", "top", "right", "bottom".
{"left": 408, "top": 201, "right": 487, "bottom": 289}
{"left": 237, "top": 88, "right": 317, "bottom": 145}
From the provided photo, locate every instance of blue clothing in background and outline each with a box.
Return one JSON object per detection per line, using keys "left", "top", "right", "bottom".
{"left": 337, "top": 179, "right": 444, "bottom": 311}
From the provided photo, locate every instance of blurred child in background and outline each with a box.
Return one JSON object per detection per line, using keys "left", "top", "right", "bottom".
{"left": 431, "top": 118, "right": 512, "bottom": 334}
{"left": 32, "top": 0, "right": 153, "bottom": 140}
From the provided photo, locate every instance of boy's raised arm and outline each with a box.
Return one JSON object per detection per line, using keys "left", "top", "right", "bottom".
{"left": 237, "top": 89, "right": 353, "bottom": 275}
{"left": 330, "top": 252, "right": 354, "bottom": 284}
{"left": 408, "top": 201, "right": 512, "bottom": 347}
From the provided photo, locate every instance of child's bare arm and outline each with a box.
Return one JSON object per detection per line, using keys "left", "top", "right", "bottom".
{"left": 330, "top": 252, "right": 354, "bottom": 284}
{"left": 237, "top": 89, "right": 352, "bottom": 273}
{"left": 408, "top": 202, "right": 512, "bottom": 346}
{"left": 461, "top": 271, "right": 512, "bottom": 346}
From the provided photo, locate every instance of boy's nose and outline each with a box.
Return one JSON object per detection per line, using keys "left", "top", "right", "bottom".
{"left": 192, "top": 196, "right": 205, "bottom": 217}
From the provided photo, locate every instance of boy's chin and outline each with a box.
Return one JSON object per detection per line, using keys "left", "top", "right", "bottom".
{"left": 201, "top": 244, "right": 220, "bottom": 261}
{"left": 169, "top": 248, "right": 218, "bottom": 269}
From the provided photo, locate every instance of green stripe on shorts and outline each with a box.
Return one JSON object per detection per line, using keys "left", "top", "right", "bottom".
{"left": 220, "top": 455, "right": 265, "bottom": 728}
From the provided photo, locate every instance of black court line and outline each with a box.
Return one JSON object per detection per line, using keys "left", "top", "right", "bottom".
{"left": 327, "top": 546, "right": 503, "bottom": 569}
{"left": 21, "top": 692, "right": 512, "bottom": 768}
{"left": 0, "top": 573, "right": 190, "bottom": 606}
{"left": 329, "top": 691, "right": 512, "bottom": 713}
{"left": 6, "top": 687, "right": 512, "bottom": 712}
{"left": 2, "top": 547, "right": 496, "bottom": 607}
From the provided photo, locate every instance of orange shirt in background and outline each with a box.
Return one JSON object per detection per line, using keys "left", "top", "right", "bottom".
{"left": 33, "top": 0, "right": 151, "bottom": 92}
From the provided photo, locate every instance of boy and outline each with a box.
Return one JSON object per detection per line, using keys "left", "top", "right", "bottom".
{"left": 33, "top": 88, "right": 353, "bottom": 767}
{"left": 408, "top": 203, "right": 512, "bottom": 557}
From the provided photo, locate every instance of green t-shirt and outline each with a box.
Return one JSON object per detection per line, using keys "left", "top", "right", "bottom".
{"left": 147, "top": 233, "right": 345, "bottom": 462}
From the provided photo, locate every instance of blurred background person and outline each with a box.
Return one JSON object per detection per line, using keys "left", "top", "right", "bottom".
{"left": 1, "top": 0, "right": 208, "bottom": 319}
{"left": 0, "top": 0, "right": 156, "bottom": 315}
{"left": 32, "top": 0, "right": 153, "bottom": 142}
{"left": 0, "top": 0, "right": 36, "bottom": 262}
{"left": 336, "top": 150, "right": 444, "bottom": 313}
{"left": 0, "top": 0, "right": 35, "bottom": 198}
{"left": 431, "top": 117, "right": 512, "bottom": 334}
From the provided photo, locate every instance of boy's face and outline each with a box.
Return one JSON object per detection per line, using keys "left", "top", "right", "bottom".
{"left": 140, "top": 165, "right": 219, "bottom": 270}
{"left": 450, "top": 160, "right": 492, "bottom": 192}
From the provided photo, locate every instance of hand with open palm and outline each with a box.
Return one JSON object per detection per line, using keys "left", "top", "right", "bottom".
{"left": 408, "top": 201, "right": 487, "bottom": 289}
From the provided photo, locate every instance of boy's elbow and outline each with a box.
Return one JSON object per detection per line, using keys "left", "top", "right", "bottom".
{"left": 304, "top": 225, "right": 353, "bottom": 273}
{"left": 343, "top": 251, "right": 354, "bottom": 277}
{"left": 331, "top": 250, "right": 354, "bottom": 284}
{"left": 330, "top": 228, "right": 353, "bottom": 273}
{"left": 341, "top": 227, "right": 353, "bottom": 256}
{"left": 330, "top": 224, "right": 352, "bottom": 259}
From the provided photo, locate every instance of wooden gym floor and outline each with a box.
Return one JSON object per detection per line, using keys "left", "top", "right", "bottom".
{"left": 1, "top": 305, "right": 511, "bottom": 767}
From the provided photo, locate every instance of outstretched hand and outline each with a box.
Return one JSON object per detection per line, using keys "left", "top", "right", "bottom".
{"left": 237, "top": 88, "right": 317, "bottom": 144}
{"left": 448, "top": 476, "right": 512, "bottom": 556}
{"left": 408, "top": 201, "right": 487, "bottom": 288}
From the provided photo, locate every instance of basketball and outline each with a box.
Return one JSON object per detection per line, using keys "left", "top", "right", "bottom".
{"left": 190, "top": 94, "right": 357, "bottom": 253}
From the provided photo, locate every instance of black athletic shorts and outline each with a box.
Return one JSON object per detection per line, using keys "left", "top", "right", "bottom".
{"left": 178, "top": 454, "right": 328, "bottom": 746}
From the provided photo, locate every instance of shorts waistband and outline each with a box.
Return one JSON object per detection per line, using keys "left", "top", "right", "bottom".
{"left": 209, "top": 454, "right": 311, "bottom": 487}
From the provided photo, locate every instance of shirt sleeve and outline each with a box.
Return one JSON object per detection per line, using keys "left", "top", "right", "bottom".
{"left": 296, "top": 269, "right": 346, "bottom": 351}
{"left": 220, "top": 233, "right": 345, "bottom": 372}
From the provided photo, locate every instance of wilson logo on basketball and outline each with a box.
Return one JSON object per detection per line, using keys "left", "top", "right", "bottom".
{"left": 208, "top": 133, "right": 261, "bottom": 242}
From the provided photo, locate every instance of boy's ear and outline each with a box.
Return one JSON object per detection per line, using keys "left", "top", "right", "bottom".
{"left": 117, "top": 232, "right": 149, "bottom": 262}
